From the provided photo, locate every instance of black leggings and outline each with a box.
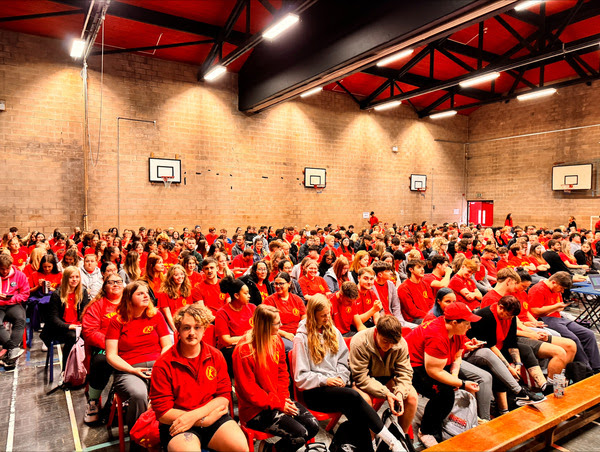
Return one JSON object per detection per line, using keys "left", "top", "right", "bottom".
{"left": 302, "top": 386, "right": 383, "bottom": 433}
{"left": 412, "top": 366, "right": 455, "bottom": 436}
{"left": 246, "top": 403, "right": 320, "bottom": 452}
{"left": 88, "top": 350, "right": 113, "bottom": 393}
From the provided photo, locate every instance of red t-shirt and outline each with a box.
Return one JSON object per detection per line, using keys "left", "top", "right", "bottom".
{"left": 105, "top": 312, "right": 170, "bottom": 365}
{"left": 31, "top": 271, "right": 63, "bottom": 292}
{"left": 263, "top": 293, "right": 306, "bottom": 335}
{"left": 481, "top": 257, "right": 497, "bottom": 279}
{"left": 406, "top": 316, "right": 465, "bottom": 367}
{"left": 255, "top": 281, "right": 270, "bottom": 302}
{"left": 298, "top": 275, "right": 329, "bottom": 296}
{"left": 205, "top": 233, "right": 219, "bottom": 246}
{"left": 329, "top": 292, "right": 358, "bottom": 334}
{"left": 528, "top": 281, "right": 562, "bottom": 319}
{"left": 448, "top": 274, "right": 479, "bottom": 310}
{"left": 480, "top": 289, "right": 502, "bottom": 309}
{"left": 423, "top": 273, "right": 442, "bottom": 298}
{"left": 192, "top": 281, "right": 229, "bottom": 315}
{"left": 514, "top": 289, "right": 531, "bottom": 322}
{"left": 156, "top": 292, "right": 190, "bottom": 314}
{"left": 496, "top": 258, "right": 509, "bottom": 271}
{"left": 187, "top": 271, "right": 205, "bottom": 290}
{"left": 214, "top": 303, "right": 256, "bottom": 349}
{"left": 161, "top": 253, "right": 179, "bottom": 271}
{"left": 10, "top": 250, "right": 28, "bottom": 268}
{"left": 63, "top": 293, "right": 79, "bottom": 325}
{"left": 354, "top": 288, "right": 379, "bottom": 316}
{"left": 374, "top": 282, "right": 391, "bottom": 315}
{"left": 397, "top": 279, "right": 433, "bottom": 323}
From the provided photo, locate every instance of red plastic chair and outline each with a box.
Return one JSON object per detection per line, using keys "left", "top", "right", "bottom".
{"left": 106, "top": 391, "right": 126, "bottom": 452}
{"left": 288, "top": 349, "right": 341, "bottom": 432}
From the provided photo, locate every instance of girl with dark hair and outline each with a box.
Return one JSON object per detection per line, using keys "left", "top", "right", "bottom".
{"left": 216, "top": 276, "right": 256, "bottom": 376}
{"left": 318, "top": 250, "right": 336, "bottom": 278}
{"left": 263, "top": 272, "right": 306, "bottom": 352}
{"left": 240, "top": 261, "right": 273, "bottom": 306}
{"left": 233, "top": 304, "right": 319, "bottom": 452}
{"left": 30, "top": 253, "right": 62, "bottom": 295}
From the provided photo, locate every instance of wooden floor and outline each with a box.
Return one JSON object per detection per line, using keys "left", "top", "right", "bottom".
{"left": 1, "top": 307, "right": 599, "bottom": 452}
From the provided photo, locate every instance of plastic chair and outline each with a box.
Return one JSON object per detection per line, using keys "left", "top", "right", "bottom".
{"left": 106, "top": 389, "right": 126, "bottom": 452}
{"left": 44, "top": 340, "right": 60, "bottom": 383}
{"left": 240, "top": 424, "right": 275, "bottom": 451}
{"left": 288, "top": 349, "right": 341, "bottom": 432}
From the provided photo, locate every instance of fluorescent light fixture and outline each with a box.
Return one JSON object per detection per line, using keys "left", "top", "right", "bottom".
{"left": 300, "top": 87, "right": 322, "bottom": 98}
{"left": 517, "top": 87, "right": 556, "bottom": 101}
{"left": 374, "top": 100, "right": 401, "bottom": 111}
{"left": 515, "top": 1, "right": 543, "bottom": 11}
{"left": 377, "top": 49, "right": 414, "bottom": 67}
{"left": 262, "top": 13, "right": 299, "bottom": 40}
{"left": 459, "top": 71, "right": 500, "bottom": 88}
{"left": 430, "top": 110, "right": 457, "bottom": 119}
{"left": 70, "top": 39, "right": 86, "bottom": 58}
{"left": 204, "top": 65, "right": 227, "bottom": 81}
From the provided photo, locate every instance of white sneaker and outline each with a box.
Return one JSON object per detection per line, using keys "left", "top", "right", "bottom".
{"left": 42, "top": 343, "right": 48, "bottom": 352}
{"left": 84, "top": 400, "right": 100, "bottom": 424}
{"left": 7, "top": 348, "right": 24, "bottom": 361}
{"left": 418, "top": 429, "right": 439, "bottom": 448}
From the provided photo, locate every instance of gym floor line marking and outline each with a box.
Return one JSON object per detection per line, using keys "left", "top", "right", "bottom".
{"left": 6, "top": 363, "right": 18, "bottom": 452}
{"left": 83, "top": 438, "right": 130, "bottom": 452}
{"left": 56, "top": 346, "right": 82, "bottom": 452}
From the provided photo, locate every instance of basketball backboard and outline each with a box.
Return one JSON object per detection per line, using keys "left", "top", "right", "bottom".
{"left": 149, "top": 158, "right": 181, "bottom": 184}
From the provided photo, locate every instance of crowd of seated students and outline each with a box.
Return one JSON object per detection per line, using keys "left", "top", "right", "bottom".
{"left": 1, "top": 218, "right": 600, "bottom": 450}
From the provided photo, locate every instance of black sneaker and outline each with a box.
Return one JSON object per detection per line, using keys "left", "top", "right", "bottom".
{"left": 516, "top": 387, "right": 546, "bottom": 406}
{"left": 542, "top": 383, "right": 554, "bottom": 396}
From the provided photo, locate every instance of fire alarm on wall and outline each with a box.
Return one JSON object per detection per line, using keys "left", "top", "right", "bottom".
{"left": 391, "top": 145, "right": 398, "bottom": 153}
{"left": 0, "top": 100, "right": 5, "bottom": 111}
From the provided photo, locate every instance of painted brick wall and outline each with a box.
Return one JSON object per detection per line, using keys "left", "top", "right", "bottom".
{"left": 467, "top": 81, "right": 600, "bottom": 229}
{"left": 0, "top": 29, "right": 468, "bottom": 235}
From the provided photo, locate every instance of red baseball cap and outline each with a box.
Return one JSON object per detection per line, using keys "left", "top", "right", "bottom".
{"left": 444, "top": 302, "right": 481, "bottom": 322}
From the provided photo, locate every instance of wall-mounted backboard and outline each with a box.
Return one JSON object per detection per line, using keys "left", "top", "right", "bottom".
{"left": 149, "top": 158, "right": 181, "bottom": 183}
{"left": 410, "top": 174, "right": 427, "bottom": 191}
{"left": 552, "top": 164, "right": 592, "bottom": 190}
{"left": 304, "top": 167, "right": 326, "bottom": 188}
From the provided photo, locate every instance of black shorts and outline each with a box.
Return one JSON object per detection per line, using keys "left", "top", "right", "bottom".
{"left": 518, "top": 337, "right": 543, "bottom": 355}
{"left": 159, "top": 414, "right": 232, "bottom": 450}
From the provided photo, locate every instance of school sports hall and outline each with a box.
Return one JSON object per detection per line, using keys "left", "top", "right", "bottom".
{"left": 1, "top": 1, "right": 600, "bottom": 451}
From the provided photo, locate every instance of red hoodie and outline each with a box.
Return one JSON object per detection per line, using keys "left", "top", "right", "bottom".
{"left": 232, "top": 336, "right": 289, "bottom": 423}
{"left": 81, "top": 297, "right": 120, "bottom": 349}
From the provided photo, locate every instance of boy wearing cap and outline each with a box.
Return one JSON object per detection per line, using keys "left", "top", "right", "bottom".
{"left": 405, "top": 302, "right": 481, "bottom": 447}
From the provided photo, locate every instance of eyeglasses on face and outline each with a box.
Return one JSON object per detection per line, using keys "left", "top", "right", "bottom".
{"left": 107, "top": 280, "right": 124, "bottom": 286}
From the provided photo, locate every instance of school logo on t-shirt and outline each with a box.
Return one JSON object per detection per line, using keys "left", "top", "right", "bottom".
{"left": 249, "top": 317, "right": 254, "bottom": 327}
{"left": 206, "top": 366, "right": 217, "bottom": 380}
{"left": 366, "top": 297, "right": 372, "bottom": 305}
{"left": 523, "top": 301, "right": 529, "bottom": 311}
{"left": 219, "top": 293, "right": 227, "bottom": 301}
{"left": 143, "top": 326, "right": 154, "bottom": 334}
{"left": 319, "top": 285, "right": 325, "bottom": 291}
{"left": 423, "top": 291, "right": 428, "bottom": 298}
{"left": 273, "top": 351, "right": 280, "bottom": 363}
{"left": 345, "top": 307, "right": 352, "bottom": 314}
{"left": 105, "top": 312, "right": 117, "bottom": 319}
{"left": 292, "top": 308, "right": 300, "bottom": 316}
{"left": 182, "top": 298, "right": 188, "bottom": 306}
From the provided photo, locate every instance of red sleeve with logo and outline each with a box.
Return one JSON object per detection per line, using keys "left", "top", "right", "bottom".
{"left": 422, "top": 273, "right": 442, "bottom": 298}
{"left": 192, "top": 281, "right": 229, "bottom": 315}
{"left": 157, "top": 292, "right": 190, "bottom": 313}
{"left": 105, "top": 312, "right": 170, "bottom": 365}
{"left": 10, "top": 250, "right": 28, "bottom": 268}
{"left": 298, "top": 276, "right": 329, "bottom": 296}
{"left": 82, "top": 298, "right": 119, "bottom": 350}
{"left": 480, "top": 289, "right": 502, "bottom": 309}
{"left": 354, "top": 289, "right": 378, "bottom": 316}
{"left": 397, "top": 280, "right": 433, "bottom": 322}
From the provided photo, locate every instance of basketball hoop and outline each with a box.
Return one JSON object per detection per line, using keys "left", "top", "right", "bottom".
{"left": 313, "top": 184, "right": 324, "bottom": 194}
{"left": 416, "top": 188, "right": 426, "bottom": 197}
{"left": 161, "top": 176, "right": 174, "bottom": 188}
{"left": 561, "top": 184, "right": 574, "bottom": 193}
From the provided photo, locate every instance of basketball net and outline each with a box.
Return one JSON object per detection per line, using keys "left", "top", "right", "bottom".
{"left": 313, "top": 184, "right": 324, "bottom": 194}
{"left": 161, "top": 176, "right": 174, "bottom": 188}
{"left": 561, "top": 184, "right": 573, "bottom": 193}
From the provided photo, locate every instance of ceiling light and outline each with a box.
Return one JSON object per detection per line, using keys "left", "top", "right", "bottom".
{"left": 262, "top": 13, "right": 299, "bottom": 40}
{"left": 517, "top": 87, "right": 556, "bottom": 101}
{"left": 430, "top": 110, "right": 457, "bottom": 119}
{"left": 70, "top": 39, "right": 86, "bottom": 59}
{"left": 300, "top": 87, "right": 322, "bottom": 98}
{"left": 514, "top": 1, "right": 543, "bottom": 11}
{"left": 376, "top": 49, "right": 414, "bottom": 67}
{"left": 459, "top": 71, "right": 500, "bottom": 88}
{"left": 204, "top": 65, "right": 227, "bottom": 81}
{"left": 374, "top": 100, "right": 401, "bottom": 111}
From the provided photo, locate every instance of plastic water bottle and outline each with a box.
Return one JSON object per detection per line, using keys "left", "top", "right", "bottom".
{"left": 554, "top": 370, "right": 566, "bottom": 398}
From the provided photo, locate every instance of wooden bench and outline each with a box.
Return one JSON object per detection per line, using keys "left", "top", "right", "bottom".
{"left": 427, "top": 373, "right": 600, "bottom": 452}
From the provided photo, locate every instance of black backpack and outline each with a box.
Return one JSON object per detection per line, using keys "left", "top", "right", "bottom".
{"left": 376, "top": 408, "right": 416, "bottom": 452}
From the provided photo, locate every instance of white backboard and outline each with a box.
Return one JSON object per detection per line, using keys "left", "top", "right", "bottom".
{"left": 149, "top": 158, "right": 181, "bottom": 183}
{"left": 552, "top": 164, "right": 592, "bottom": 190}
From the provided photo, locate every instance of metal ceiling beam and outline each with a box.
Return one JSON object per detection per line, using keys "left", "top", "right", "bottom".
{"left": 89, "top": 39, "right": 214, "bottom": 56}
{"left": 198, "top": 0, "right": 249, "bottom": 79}
{"left": 51, "top": 0, "right": 247, "bottom": 46}
{"left": 367, "top": 34, "right": 600, "bottom": 109}
{"left": 0, "top": 9, "right": 84, "bottom": 23}
{"left": 419, "top": 90, "right": 456, "bottom": 117}
{"left": 334, "top": 81, "right": 361, "bottom": 105}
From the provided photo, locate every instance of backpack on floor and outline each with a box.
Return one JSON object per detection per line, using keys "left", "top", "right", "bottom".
{"left": 441, "top": 389, "right": 478, "bottom": 440}
{"left": 63, "top": 334, "right": 87, "bottom": 387}
{"left": 330, "top": 420, "right": 373, "bottom": 452}
{"left": 376, "top": 408, "right": 415, "bottom": 452}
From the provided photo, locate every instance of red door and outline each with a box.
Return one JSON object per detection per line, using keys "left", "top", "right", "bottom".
{"left": 468, "top": 201, "right": 494, "bottom": 227}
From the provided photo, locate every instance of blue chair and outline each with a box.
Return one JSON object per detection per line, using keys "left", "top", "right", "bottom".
{"left": 44, "top": 340, "right": 61, "bottom": 383}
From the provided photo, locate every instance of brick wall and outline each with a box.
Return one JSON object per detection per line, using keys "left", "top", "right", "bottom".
{"left": 467, "top": 81, "right": 600, "bottom": 229}
{"left": 0, "top": 29, "right": 468, "bottom": 235}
